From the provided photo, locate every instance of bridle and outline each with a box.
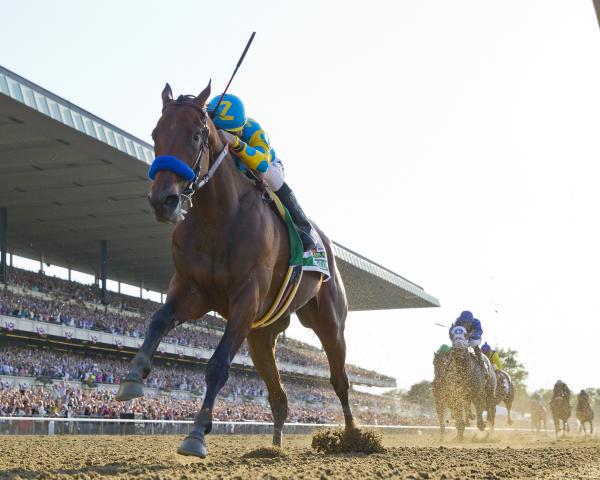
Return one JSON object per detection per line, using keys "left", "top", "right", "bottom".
{"left": 151, "top": 96, "right": 229, "bottom": 219}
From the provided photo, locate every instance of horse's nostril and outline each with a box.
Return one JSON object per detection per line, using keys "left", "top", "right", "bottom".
{"left": 164, "top": 195, "right": 179, "bottom": 210}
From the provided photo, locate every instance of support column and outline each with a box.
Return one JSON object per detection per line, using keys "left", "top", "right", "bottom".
{"left": 0, "top": 208, "right": 6, "bottom": 286}
{"left": 68, "top": 268, "right": 71, "bottom": 282}
{"left": 9, "top": 250, "right": 13, "bottom": 267}
{"left": 100, "top": 240, "right": 108, "bottom": 306}
{"left": 139, "top": 282, "right": 143, "bottom": 299}
{"left": 118, "top": 281, "right": 121, "bottom": 294}
{"left": 39, "top": 255, "right": 44, "bottom": 274}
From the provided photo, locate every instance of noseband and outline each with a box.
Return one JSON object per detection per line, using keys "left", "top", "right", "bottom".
{"left": 148, "top": 97, "right": 229, "bottom": 218}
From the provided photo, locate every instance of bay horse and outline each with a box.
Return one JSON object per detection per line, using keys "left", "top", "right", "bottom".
{"left": 550, "top": 396, "right": 571, "bottom": 438}
{"left": 530, "top": 401, "right": 547, "bottom": 433}
{"left": 433, "top": 340, "right": 497, "bottom": 441}
{"left": 576, "top": 392, "right": 594, "bottom": 435}
{"left": 115, "top": 82, "right": 354, "bottom": 458}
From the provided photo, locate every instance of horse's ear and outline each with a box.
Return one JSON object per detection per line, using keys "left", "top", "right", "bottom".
{"left": 195, "top": 79, "right": 211, "bottom": 108}
{"left": 162, "top": 83, "right": 173, "bottom": 108}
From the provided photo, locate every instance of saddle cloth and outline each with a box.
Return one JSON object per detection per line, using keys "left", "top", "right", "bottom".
{"left": 270, "top": 191, "right": 330, "bottom": 281}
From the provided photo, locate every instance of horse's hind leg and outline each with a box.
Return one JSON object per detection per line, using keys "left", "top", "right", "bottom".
{"left": 297, "top": 296, "right": 355, "bottom": 431}
{"left": 247, "top": 317, "right": 290, "bottom": 447}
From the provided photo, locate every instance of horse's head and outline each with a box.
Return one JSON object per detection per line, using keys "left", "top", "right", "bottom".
{"left": 148, "top": 81, "right": 213, "bottom": 223}
{"left": 449, "top": 325, "right": 469, "bottom": 350}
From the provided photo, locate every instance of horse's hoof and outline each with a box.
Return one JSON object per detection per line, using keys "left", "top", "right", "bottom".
{"left": 177, "top": 434, "right": 207, "bottom": 458}
{"left": 115, "top": 381, "right": 144, "bottom": 401}
{"left": 273, "top": 429, "right": 283, "bottom": 447}
{"left": 508, "top": 419, "right": 514, "bottom": 426}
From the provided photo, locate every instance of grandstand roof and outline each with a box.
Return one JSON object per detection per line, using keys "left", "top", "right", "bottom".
{"left": 0, "top": 65, "right": 440, "bottom": 310}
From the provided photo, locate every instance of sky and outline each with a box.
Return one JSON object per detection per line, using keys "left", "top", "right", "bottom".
{"left": 2, "top": 0, "right": 600, "bottom": 392}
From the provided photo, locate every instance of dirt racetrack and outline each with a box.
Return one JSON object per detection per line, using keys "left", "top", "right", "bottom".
{"left": 1, "top": 431, "right": 599, "bottom": 480}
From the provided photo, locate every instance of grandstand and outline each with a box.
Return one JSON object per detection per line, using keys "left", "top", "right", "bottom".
{"left": 0, "top": 65, "right": 439, "bottom": 426}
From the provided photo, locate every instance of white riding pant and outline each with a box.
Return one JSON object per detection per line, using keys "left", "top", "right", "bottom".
{"left": 263, "top": 157, "right": 285, "bottom": 191}
{"left": 469, "top": 338, "right": 481, "bottom": 347}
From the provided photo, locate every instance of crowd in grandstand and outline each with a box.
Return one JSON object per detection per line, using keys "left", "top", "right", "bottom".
{"left": 0, "top": 382, "right": 429, "bottom": 425}
{"left": 0, "top": 344, "right": 427, "bottom": 425}
{"left": 0, "top": 267, "right": 394, "bottom": 383}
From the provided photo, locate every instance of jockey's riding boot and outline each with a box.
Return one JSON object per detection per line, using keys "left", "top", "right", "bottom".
{"left": 276, "top": 183, "right": 316, "bottom": 252}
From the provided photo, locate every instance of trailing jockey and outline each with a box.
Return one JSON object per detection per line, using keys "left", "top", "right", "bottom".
{"left": 553, "top": 380, "right": 571, "bottom": 402}
{"left": 531, "top": 392, "right": 544, "bottom": 406}
{"left": 437, "top": 344, "right": 451, "bottom": 355}
{"left": 208, "top": 94, "right": 316, "bottom": 253}
{"left": 449, "top": 310, "right": 484, "bottom": 366}
{"left": 481, "top": 342, "right": 502, "bottom": 371}
{"left": 482, "top": 342, "right": 510, "bottom": 395}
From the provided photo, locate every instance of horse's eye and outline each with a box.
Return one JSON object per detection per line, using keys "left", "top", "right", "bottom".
{"left": 193, "top": 133, "right": 201, "bottom": 142}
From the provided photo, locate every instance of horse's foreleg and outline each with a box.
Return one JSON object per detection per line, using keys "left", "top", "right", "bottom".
{"left": 454, "top": 406, "right": 466, "bottom": 442}
{"left": 178, "top": 293, "right": 257, "bottom": 458}
{"left": 435, "top": 395, "right": 446, "bottom": 440}
{"left": 247, "top": 317, "right": 290, "bottom": 447}
{"left": 474, "top": 398, "right": 485, "bottom": 431}
{"left": 487, "top": 401, "right": 496, "bottom": 435}
{"left": 115, "top": 302, "right": 175, "bottom": 401}
{"left": 116, "top": 279, "right": 206, "bottom": 402}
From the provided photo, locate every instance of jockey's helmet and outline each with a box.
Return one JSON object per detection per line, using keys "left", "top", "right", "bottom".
{"left": 457, "top": 310, "right": 474, "bottom": 322}
{"left": 207, "top": 94, "right": 247, "bottom": 132}
{"left": 481, "top": 342, "right": 491, "bottom": 354}
{"left": 438, "top": 344, "right": 451, "bottom": 354}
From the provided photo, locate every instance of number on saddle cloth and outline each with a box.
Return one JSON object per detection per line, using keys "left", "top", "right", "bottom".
{"left": 450, "top": 325, "right": 469, "bottom": 348}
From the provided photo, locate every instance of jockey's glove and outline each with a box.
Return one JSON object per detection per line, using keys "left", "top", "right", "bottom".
{"left": 218, "top": 129, "right": 237, "bottom": 147}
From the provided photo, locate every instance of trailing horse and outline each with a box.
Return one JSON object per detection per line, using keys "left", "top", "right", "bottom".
{"left": 492, "top": 369, "right": 515, "bottom": 425}
{"left": 115, "top": 83, "right": 354, "bottom": 458}
{"left": 576, "top": 393, "right": 594, "bottom": 435}
{"left": 433, "top": 333, "right": 497, "bottom": 441}
{"left": 550, "top": 396, "right": 571, "bottom": 438}
{"left": 530, "top": 401, "right": 547, "bottom": 433}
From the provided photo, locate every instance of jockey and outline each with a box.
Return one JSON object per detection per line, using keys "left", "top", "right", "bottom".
{"left": 449, "top": 310, "right": 484, "bottom": 364}
{"left": 531, "top": 392, "right": 543, "bottom": 405}
{"left": 437, "top": 344, "right": 451, "bottom": 355}
{"left": 208, "top": 94, "right": 316, "bottom": 253}
{"left": 553, "top": 380, "right": 571, "bottom": 400}
{"left": 481, "top": 342, "right": 503, "bottom": 370}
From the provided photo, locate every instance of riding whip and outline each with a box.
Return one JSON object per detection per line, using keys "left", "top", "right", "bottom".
{"left": 594, "top": 0, "right": 600, "bottom": 29}
{"left": 209, "top": 32, "right": 256, "bottom": 117}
